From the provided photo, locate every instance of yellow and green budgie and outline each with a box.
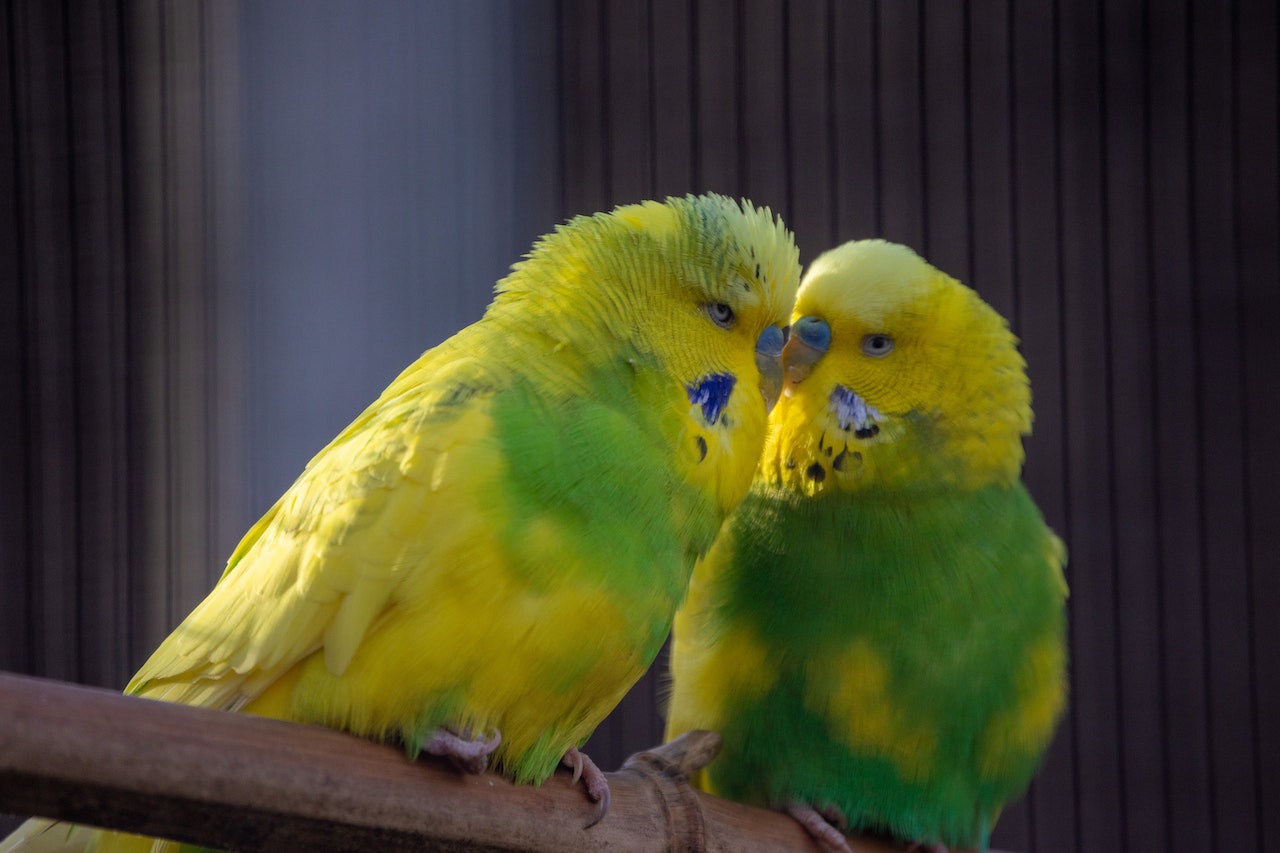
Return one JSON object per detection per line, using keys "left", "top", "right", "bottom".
{"left": 3, "top": 194, "right": 801, "bottom": 853}
{"left": 666, "top": 239, "right": 1068, "bottom": 852}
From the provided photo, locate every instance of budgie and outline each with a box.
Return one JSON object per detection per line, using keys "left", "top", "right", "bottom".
{"left": 3, "top": 194, "right": 801, "bottom": 853}
{"left": 666, "top": 239, "right": 1068, "bottom": 852}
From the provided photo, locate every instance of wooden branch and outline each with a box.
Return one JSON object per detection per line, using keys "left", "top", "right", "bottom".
{"left": 0, "top": 672, "right": 907, "bottom": 852}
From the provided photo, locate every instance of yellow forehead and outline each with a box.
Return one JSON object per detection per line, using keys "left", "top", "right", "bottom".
{"left": 614, "top": 199, "right": 681, "bottom": 241}
{"left": 795, "top": 239, "right": 941, "bottom": 328}
{"left": 613, "top": 195, "right": 799, "bottom": 320}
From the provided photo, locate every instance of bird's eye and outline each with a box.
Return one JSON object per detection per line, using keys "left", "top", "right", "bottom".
{"left": 704, "top": 302, "right": 736, "bottom": 329}
{"left": 862, "top": 333, "right": 894, "bottom": 357}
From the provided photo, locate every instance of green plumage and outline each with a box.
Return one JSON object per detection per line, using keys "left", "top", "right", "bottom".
{"left": 489, "top": 373, "right": 708, "bottom": 665}
{"left": 697, "top": 483, "right": 1064, "bottom": 848}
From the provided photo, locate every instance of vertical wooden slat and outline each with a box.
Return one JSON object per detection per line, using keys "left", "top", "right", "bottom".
{"left": 1056, "top": 0, "right": 1124, "bottom": 848}
{"left": 876, "top": 0, "right": 925, "bottom": 249}
{"left": 784, "top": 0, "right": 834, "bottom": 261}
{"left": 1235, "top": 1, "right": 1280, "bottom": 847}
{"left": 66, "top": 0, "right": 130, "bottom": 690}
{"left": 122, "top": 0, "right": 173, "bottom": 664}
{"left": 1104, "top": 0, "right": 1167, "bottom": 849}
{"left": 920, "top": 0, "right": 969, "bottom": 274}
{"left": 830, "top": 0, "right": 877, "bottom": 243}
{"left": 1010, "top": 2, "right": 1077, "bottom": 850}
{"left": 559, "top": 0, "right": 608, "bottom": 214}
{"left": 1189, "top": 1, "right": 1261, "bottom": 849}
{"left": 15, "top": 0, "right": 81, "bottom": 683}
{"left": 648, "top": 0, "right": 694, "bottom": 199}
{"left": 739, "top": 1, "right": 786, "bottom": 213}
{"left": 112, "top": 0, "right": 245, "bottom": 667}
{"left": 604, "top": 0, "right": 652, "bottom": 204}
{"left": 0, "top": 0, "right": 242, "bottom": 689}
{"left": 1147, "top": 2, "right": 1216, "bottom": 849}
{"left": 0, "top": 0, "right": 33, "bottom": 677}
{"left": 965, "top": 0, "right": 1017, "bottom": 321}
{"left": 692, "top": 0, "right": 740, "bottom": 194}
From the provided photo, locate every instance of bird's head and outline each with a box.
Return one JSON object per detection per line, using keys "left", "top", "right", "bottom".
{"left": 766, "top": 239, "right": 1031, "bottom": 496}
{"left": 492, "top": 193, "right": 800, "bottom": 522}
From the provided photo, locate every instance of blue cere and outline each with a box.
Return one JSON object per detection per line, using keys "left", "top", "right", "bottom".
{"left": 793, "top": 315, "right": 831, "bottom": 353}
{"left": 755, "top": 324, "right": 786, "bottom": 358}
{"left": 686, "top": 373, "right": 737, "bottom": 425}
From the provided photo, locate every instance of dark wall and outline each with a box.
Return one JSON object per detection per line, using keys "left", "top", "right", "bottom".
{"left": 1, "top": 0, "right": 246, "bottom": 691}
{"left": 4, "top": 2, "right": 1278, "bottom": 851}
{"left": 561, "top": 1, "right": 1280, "bottom": 851}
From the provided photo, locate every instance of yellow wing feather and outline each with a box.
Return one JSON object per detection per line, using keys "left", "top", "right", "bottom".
{"left": 127, "top": 344, "right": 498, "bottom": 711}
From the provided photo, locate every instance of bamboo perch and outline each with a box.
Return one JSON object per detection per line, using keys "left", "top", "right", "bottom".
{"left": 0, "top": 672, "right": 945, "bottom": 852}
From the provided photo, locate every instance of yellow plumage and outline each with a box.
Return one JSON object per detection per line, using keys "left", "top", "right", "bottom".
{"left": 4, "top": 195, "right": 800, "bottom": 853}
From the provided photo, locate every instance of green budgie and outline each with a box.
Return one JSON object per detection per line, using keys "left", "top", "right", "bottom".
{"left": 666, "top": 239, "right": 1068, "bottom": 852}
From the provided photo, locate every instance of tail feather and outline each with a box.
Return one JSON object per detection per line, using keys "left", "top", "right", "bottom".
{"left": 0, "top": 819, "right": 192, "bottom": 853}
{"left": 0, "top": 819, "right": 95, "bottom": 853}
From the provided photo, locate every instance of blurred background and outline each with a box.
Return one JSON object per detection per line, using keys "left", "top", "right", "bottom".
{"left": 2, "top": 1, "right": 1277, "bottom": 850}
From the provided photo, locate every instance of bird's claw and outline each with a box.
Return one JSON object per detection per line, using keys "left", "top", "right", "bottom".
{"left": 784, "top": 801, "right": 854, "bottom": 853}
{"left": 422, "top": 727, "right": 502, "bottom": 775}
{"left": 562, "top": 747, "right": 611, "bottom": 828}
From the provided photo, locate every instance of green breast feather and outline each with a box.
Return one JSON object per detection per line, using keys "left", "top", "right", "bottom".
{"left": 491, "top": 370, "right": 713, "bottom": 647}
{"left": 703, "top": 482, "right": 1066, "bottom": 848}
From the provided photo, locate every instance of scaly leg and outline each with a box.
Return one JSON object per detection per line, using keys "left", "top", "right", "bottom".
{"left": 783, "top": 801, "right": 853, "bottom": 853}
{"left": 562, "top": 746, "right": 611, "bottom": 827}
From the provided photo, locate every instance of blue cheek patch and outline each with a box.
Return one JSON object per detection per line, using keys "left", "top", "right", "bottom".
{"left": 686, "top": 373, "right": 737, "bottom": 425}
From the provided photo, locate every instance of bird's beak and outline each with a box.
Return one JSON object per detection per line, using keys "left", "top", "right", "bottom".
{"left": 755, "top": 324, "right": 786, "bottom": 412}
{"left": 782, "top": 315, "right": 831, "bottom": 386}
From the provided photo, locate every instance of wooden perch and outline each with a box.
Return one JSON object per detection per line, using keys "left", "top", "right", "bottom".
{"left": 0, "top": 672, "right": 914, "bottom": 852}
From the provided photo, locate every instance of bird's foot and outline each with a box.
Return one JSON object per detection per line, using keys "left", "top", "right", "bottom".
{"left": 783, "top": 801, "right": 854, "bottom": 853}
{"left": 562, "top": 746, "right": 611, "bottom": 827}
{"left": 422, "top": 727, "right": 502, "bottom": 774}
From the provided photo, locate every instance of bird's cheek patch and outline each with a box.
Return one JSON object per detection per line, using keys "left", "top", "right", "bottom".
{"left": 830, "top": 384, "right": 883, "bottom": 440}
{"left": 686, "top": 373, "right": 737, "bottom": 426}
